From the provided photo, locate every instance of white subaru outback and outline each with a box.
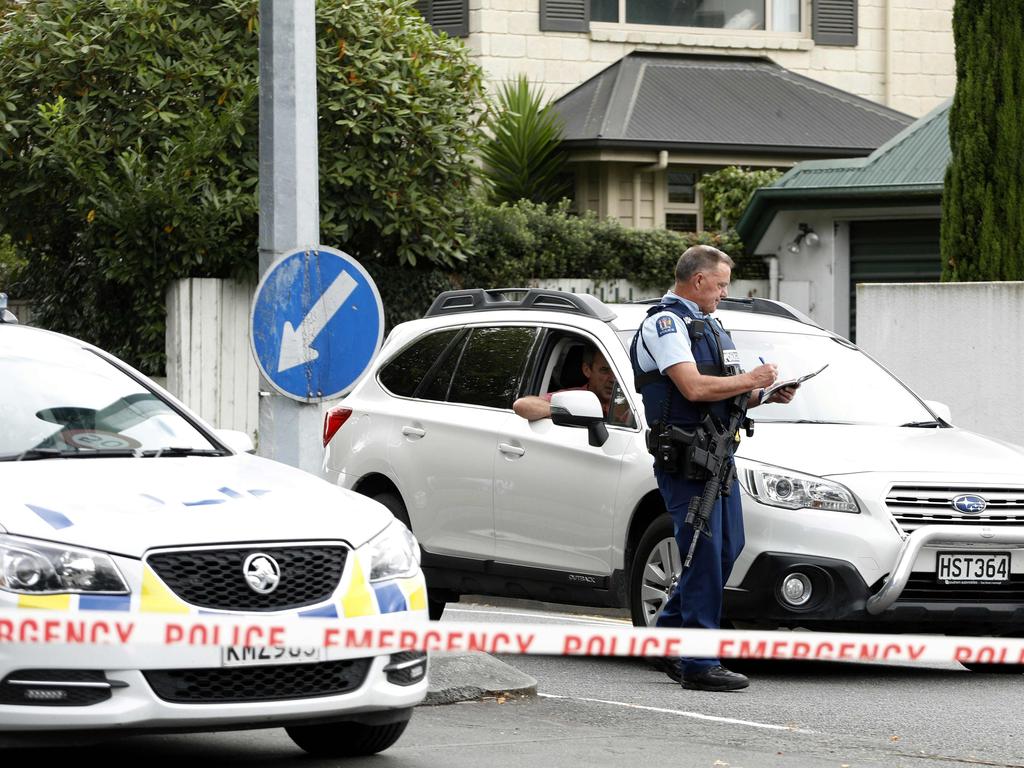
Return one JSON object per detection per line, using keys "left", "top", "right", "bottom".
{"left": 323, "top": 289, "right": 1024, "bottom": 665}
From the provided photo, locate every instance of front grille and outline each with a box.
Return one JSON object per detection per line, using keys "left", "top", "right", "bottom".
{"left": 897, "top": 572, "right": 1024, "bottom": 603}
{"left": 0, "top": 669, "right": 112, "bottom": 706}
{"left": 144, "top": 658, "right": 372, "bottom": 703}
{"left": 146, "top": 545, "right": 347, "bottom": 611}
{"left": 886, "top": 485, "right": 1024, "bottom": 532}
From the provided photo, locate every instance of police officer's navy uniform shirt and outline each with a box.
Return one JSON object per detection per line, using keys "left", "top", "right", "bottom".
{"left": 634, "top": 291, "right": 702, "bottom": 375}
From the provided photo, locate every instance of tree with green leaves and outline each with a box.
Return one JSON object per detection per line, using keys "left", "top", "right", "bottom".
{"left": 480, "top": 75, "right": 571, "bottom": 206}
{"left": 0, "top": 0, "right": 484, "bottom": 372}
{"left": 700, "top": 166, "right": 782, "bottom": 231}
{"left": 941, "top": 0, "right": 1024, "bottom": 281}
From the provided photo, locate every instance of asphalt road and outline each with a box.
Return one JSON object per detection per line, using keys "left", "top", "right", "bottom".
{"left": 441, "top": 598, "right": 1024, "bottom": 768}
{"left": 8, "top": 598, "right": 1024, "bottom": 767}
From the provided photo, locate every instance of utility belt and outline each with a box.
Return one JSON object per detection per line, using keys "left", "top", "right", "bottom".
{"left": 646, "top": 420, "right": 743, "bottom": 489}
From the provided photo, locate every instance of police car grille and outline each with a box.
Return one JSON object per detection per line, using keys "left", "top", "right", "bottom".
{"left": 143, "top": 658, "right": 372, "bottom": 703}
{"left": 145, "top": 546, "right": 347, "bottom": 611}
{"left": 896, "top": 572, "right": 1024, "bottom": 603}
{"left": 886, "top": 485, "right": 1024, "bottom": 533}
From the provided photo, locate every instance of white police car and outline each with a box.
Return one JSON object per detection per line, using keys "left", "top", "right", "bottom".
{"left": 323, "top": 289, "right": 1024, "bottom": 670}
{"left": 0, "top": 297, "right": 428, "bottom": 752}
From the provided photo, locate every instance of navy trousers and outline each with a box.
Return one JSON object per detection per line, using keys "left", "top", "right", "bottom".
{"left": 654, "top": 470, "right": 745, "bottom": 677}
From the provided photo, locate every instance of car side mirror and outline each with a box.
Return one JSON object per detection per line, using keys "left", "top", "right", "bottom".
{"left": 924, "top": 400, "right": 952, "bottom": 423}
{"left": 549, "top": 391, "right": 609, "bottom": 447}
{"left": 215, "top": 428, "right": 256, "bottom": 454}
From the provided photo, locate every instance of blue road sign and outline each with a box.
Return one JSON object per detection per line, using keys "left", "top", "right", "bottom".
{"left": 250, "top": 246, "right": 384, "bottom": 402}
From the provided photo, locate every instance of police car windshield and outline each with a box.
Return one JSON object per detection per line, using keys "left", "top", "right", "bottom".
{"left": 615, "top": 328, "right": 936, "bottom": 426}
{"left": 0, "top": 342, "right": 218, "bottom": 459}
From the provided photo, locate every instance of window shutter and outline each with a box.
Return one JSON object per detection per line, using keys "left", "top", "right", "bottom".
{"left": 540, "top": 0, "right": 590, "bottom": 33}
{"left": 416, "top": 0, "right": 469, "bottom": 38}
{"left": 812, "top": 0, "right": 858, "bottom": 46}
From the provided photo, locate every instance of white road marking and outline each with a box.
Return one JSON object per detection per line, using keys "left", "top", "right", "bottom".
{"left": 444, "top": 607, "right": 630, "bottom": 626}
{"left": 538, "top": 693, "right": 813, "bottom": 733}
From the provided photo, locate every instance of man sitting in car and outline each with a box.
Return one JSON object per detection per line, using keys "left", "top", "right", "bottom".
{"left": 513, "top": 346, "right": 634, "bottom": 426}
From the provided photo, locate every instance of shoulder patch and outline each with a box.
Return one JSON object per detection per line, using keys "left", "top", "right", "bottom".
{"left": 655, "top": 315, "right": 677, "bottom": 337}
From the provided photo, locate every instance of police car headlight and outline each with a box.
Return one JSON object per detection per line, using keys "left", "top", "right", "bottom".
{"left": 0, "top": 535, "right": 130, "bottom": 594}
{"left": 363, "top": 520, "right": 421, "bottom": 582}
{"left": 736, "top": 461, "right": 859, "bottom": 514}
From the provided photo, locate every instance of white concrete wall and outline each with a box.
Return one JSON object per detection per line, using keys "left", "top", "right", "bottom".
{"left": 5, "top": 299, "right": 35, "bottom": 327}
{"left": 467, "top": 0, "right": 954, "bottom": 117}
{"left": 166, "top": 278, "right": 259, "bottom": 441}
{"left": 856, "top": 282, "right": 1024, "bottom": 444}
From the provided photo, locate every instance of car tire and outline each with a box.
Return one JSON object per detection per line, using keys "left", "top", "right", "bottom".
{"left": 629, "top": 513, "right": 680, "bottom": 627}
{"left": 371, "top": 491, "right": 448, "bottom": 621}
{"left": 372, "top": 491, "right": 412, "bottom": 529}
{"left": 286, "top": 718, "right": 410, "bottom": 756}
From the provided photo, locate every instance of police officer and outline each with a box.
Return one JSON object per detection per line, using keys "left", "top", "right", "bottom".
{"left": 630, "top": 245, "right": 796, "bottom": 691}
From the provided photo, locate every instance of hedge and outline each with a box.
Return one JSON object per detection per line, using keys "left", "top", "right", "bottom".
{"left": 371, "top": 200, "right": 760, "bottom": 328}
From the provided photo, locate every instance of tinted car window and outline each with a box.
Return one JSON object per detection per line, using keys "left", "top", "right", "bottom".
{"left": 378, "top": 329, "right": 460, "bottom": 397}
{"left": 447, "top": 327, "right": 537, "bottom": 409}
{"left": 418, "top": 334, "right": 465, "bottom": 402}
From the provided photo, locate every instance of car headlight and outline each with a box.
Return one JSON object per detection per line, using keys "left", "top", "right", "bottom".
{"left": 736, "top": 460, "right": 860, "bottom": 514}
{"left": 0, "top": 535, "right": 130, "bottom": 594}
{"left": 362, "top": 520, "right": 421, "bottom": 582}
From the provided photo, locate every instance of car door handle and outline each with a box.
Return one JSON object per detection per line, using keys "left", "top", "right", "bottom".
{"left": 498, "top": 442, "right": 525, "bottom": 457}
{"left": 401, "top": 426, "right": 426, "bottom": 439}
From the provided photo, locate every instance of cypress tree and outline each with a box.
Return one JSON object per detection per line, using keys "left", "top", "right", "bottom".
{"left": 941, "top": 0, "right": 1024, "bottom": 281}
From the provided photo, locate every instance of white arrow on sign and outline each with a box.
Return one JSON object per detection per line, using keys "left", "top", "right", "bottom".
{"left": 277, "top": 271, "right": 358, "bottom": 373}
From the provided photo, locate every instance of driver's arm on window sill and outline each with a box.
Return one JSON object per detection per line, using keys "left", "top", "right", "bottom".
{"left": 513, "top": 396, "right": 552, "bottom": 422}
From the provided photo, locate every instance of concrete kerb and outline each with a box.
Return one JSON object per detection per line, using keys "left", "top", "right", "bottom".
{"left": 423, "top": 651, "right": 538, "bottom": 706}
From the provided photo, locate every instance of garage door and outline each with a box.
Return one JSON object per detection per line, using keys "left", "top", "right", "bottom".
{"left": 849, "top": 219, "right": 941, "bottom": 341}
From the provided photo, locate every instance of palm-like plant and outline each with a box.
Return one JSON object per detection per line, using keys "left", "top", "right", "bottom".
{"left": 481, "top": 75, "right": 572, "bottom": 205}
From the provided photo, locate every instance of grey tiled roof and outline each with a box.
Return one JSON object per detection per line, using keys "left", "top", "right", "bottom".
{"left": 553, "top": 53, "right": 913, "bottom": 157}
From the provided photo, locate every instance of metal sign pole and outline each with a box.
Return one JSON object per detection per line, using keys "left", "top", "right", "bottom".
{"left": 257, "top": 0, "right": 323, "bottom": 472}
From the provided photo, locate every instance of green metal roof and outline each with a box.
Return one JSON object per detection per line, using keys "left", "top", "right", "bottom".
{"left": 737, "top": 99, "right": 951, "bottom": 249}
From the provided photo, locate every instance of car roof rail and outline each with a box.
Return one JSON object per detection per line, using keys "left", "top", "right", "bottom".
{"left": 424, "top": 288, "right": 617, "bottom": 322}
{"left": 0, "top": 293, "right": 18, "bottom": 324}
{"left": 718, "top": 297, "right": 821, "bottom": 328}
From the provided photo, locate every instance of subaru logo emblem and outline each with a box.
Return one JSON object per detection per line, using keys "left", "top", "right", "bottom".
{"left": 951, "top": 494, "right": 987, "bottom": 514}
{"left": 243, "top": 553, "right": 281, "bottom": 594}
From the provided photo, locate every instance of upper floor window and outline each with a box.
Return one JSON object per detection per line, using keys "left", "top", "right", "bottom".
{"left": 591, "top": 0, "right": 801, "bottom": 33}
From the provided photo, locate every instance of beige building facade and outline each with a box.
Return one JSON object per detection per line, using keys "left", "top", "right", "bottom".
{"left": 417, "top": 0, "right": 954, "bottom": 237}
{"left": 464, "top": 0, "right": 954, "bottom": 117}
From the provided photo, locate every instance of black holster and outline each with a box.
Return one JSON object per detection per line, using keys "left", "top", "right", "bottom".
{"left": 647, "top": 422, "right": 713, "bottom": 480}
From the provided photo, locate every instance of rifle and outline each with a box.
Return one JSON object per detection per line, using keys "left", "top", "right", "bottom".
{"left": 681, "top": 392, "right": 752, "bottom": 570}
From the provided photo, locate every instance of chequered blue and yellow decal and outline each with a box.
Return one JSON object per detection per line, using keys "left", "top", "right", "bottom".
{"left": 7, "top": 533, "right": 427, "bottom": 620}
{"left": 340, "top": 552, "right": 427, "bottom": 618}
{"left": 13, "top": 593, "right": 131, "bottom": 611}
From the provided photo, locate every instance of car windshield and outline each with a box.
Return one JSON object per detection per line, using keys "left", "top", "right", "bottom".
{"left": 0, "top": 339, "right": 218, "bottom": 459}
{"left": 616, "top": 328, "right": 936, "bottom": 426}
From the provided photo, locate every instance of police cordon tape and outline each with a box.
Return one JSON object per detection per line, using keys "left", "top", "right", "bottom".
{"left": 2, "top": 609, "right": 1024, "bottom": 666}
